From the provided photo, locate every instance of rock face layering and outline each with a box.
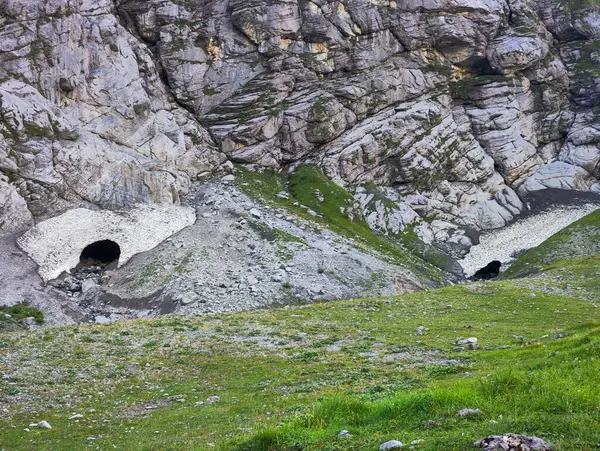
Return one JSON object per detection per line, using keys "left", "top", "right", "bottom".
{"left": 0, "top": 0, "right": 599, "bottom": 252}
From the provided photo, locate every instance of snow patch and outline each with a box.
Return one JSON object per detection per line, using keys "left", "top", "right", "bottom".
{"left": 460, "top": 204, "right": 600, "bottom": 277}
{"left": 18, "top": 205, "right": 196, "bottom": 281}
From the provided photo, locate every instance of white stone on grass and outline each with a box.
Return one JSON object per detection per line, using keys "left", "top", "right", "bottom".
{"left": 457, "top": 408, "right": 481, "bottom": 417}
{"left": 380, "top": 440, "right": 404, "bottom": 450}
{"left": 30, "top": 421, "right": 52, "bottom": 429}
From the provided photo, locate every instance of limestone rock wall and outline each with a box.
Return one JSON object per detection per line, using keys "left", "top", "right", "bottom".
{"left": 0, "top": 0, "right": 226, "bottom": 234}
{"left": 1, "top": 0, "right": 599, "bottom": 238}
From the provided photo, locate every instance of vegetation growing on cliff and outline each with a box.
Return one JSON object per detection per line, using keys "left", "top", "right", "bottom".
{"left": 237, "top": 166, "right": 452, "bottom": 286}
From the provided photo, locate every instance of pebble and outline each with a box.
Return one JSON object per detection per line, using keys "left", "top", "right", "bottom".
{"left": 207, "top": 395, "right": 220, "bottom": 404}
{"left": 338, "top": 430, "right": 352, "bottom": 438}
{"left": 69, "top": 414, "right": 84, "bottom": 420}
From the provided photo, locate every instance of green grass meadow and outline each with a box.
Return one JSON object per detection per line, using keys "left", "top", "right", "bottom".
{"left": 2, "top": 255, "right": 600, "bottom": 449}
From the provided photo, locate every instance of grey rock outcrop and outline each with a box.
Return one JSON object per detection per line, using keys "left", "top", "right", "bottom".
{"left": 0, "top": 0, "right": 225, "bottom": 234}
{"left": 475, "top": 433, "right": 552, "bottom": 450}
{"left": 0, "top": 0, "right": 599, "bottom": 255}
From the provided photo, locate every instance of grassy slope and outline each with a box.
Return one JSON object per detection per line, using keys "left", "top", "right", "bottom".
{"left": 502, "top": 209, "right": 600, "bottom": 279}
{"left": 237, "top": 166, "right": 452, "bottom": 287}
{"left": 1, "top": 254, "right": 600, "bottom": 450}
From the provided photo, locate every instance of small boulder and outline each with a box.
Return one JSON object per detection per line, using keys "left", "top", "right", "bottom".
{"left": 380, "top": 439, "right": 404, "bottom": 450}
{"left": 456, "top": 408, "right": 480, "bottom": 417}
{"left": 66, "top": 282, "right": 81, "bottom": 292}
{"left": 310, "top": 285, "right": 324, "bottom": 295}
{"left": 22, "top": 317, "right": 37, "bottom": 327}
{"left": 81, "top": 279, "right": 99, "bottom": 294}
{"left": 456, "top": 337, "right": 479, "bottom": 351}
{"left": 94, "top": 315, "right": 111, "bottom": 324}
{"left": 338, "top": 430, "right": 352, "bottom": 438}
{"left": 178, "top": 293, "right": 196, "bottom": 305}
{"left": 474, "top": 434, "right": 552, "bottom": 450}
{"left": 466, "top": 337, "right": 479, "bottom": 350}
{"left": 31, "top": 420, "right": 52, "bottom": 429}
{"left": 207, "top": 395, "right": 220, "bottom": 404}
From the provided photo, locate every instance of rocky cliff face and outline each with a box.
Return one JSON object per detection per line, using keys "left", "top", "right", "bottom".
{"left": 1, "top": 0, "right": 599, "bottom": 242}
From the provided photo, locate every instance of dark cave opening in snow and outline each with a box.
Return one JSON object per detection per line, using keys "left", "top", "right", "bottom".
{"left": 79, "top": 240, "right": 121, "bottom": 268}
{"left": 471, "top": 260, "right": 502, "bottom": 280}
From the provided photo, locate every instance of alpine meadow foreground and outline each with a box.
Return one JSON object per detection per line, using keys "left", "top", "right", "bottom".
{"left": 2, "top": 248, "right": 600, "bottom": 449}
